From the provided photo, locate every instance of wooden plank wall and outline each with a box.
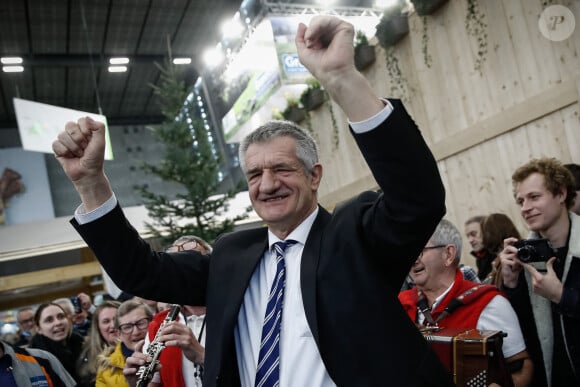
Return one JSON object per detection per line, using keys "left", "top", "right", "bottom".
{"left": 309, "top": 0, "right": 580, "bottom": 266}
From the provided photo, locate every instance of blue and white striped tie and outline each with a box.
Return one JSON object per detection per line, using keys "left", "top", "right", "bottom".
{"left": 255, "top": 240, "right": 296, "bottom": 387}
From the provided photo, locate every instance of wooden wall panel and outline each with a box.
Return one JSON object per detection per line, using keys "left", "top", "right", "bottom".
{"left": 311, "top": 0, "right": 580, "bottom": 266}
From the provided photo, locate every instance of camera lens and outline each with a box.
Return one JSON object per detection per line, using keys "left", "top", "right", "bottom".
{"left": 517, "top": 246, "right": 534, "bottom": 262}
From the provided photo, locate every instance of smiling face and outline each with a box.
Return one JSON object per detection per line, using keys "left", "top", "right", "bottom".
{"left": 117, "top": 307, "right": 150, "bottom": 350}
{"left": 410, "top": 242, "right": 457, "bottom": 300}
{"left": 515, "top": 172, "right": 567, "bottom": 234}
{"left": 36, "top": 305, "right": 70, "bottom": 342}
{"left": 244, "top": 136, "right": 322, "bottom": 238}
{"left": 98, "top": 306, "right": 119, "bottom": 345}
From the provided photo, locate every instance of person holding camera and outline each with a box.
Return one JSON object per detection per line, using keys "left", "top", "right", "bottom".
{"left": 499, "top": 157, "right": 580, "bottom": 387}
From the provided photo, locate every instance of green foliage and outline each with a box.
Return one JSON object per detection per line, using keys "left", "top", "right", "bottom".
{"left": 354, "top": 30, "right": 369, "bottom": 55}
{"left": 281, "top": 92, "right": 304, "bottom": 121}
{"left": 411, "top": 0, "right": 448, "bottom": 16}
{"left": 284, "top": 92, "right": 300, "bottom": 108}
{"left": 299, "top": 78, "right": 323, "bottom": 109}
{"left": 465, "top": 0, "right": 488, "bottom": 75}
{"left": 271, "top": 107, "right": 284, "bottom": 120}
{"left": 137, "top": 60, "right": 249, "bottom": 246}
{"left": 420, "top": 16, "right": 432, "bottom": 68}
{"left": 375, "top": 3, "right": 409, "bottom": 49}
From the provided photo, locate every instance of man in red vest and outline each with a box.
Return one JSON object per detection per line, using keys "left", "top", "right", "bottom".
{"left": 399, "top": 219, "right": 533, "bottom": 387}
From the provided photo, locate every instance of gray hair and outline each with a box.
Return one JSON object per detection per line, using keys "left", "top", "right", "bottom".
{"left": 238, "top": 120, "right": 319, "bottom": 175}
{"left": 430, "top": 219, "right": 463, "bottom": 265}
{"left": 116, "top": 300, "right": 153, "bottom": 328}
{"left": 53, "top": 297, "right": 75, "bottom": 316}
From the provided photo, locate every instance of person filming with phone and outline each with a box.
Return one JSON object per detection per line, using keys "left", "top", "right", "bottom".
{"left": 499, "top": 157, "right": 580, "bottom": 387}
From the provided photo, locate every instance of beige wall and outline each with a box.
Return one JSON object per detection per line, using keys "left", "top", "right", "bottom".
{"left": 308, "top": 0, "right": 580, "bottom": 266}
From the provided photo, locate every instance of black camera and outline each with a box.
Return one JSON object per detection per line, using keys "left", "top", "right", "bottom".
{"left": 513, "top": 238, "right": 555, "bottom": 263}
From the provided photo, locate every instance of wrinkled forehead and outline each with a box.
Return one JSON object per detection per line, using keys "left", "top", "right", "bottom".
{"left": 245, "top": 137, "right": 299, "bottom": 169}
{"left": 118, "top": 308, "right": 148, "bottom": 324}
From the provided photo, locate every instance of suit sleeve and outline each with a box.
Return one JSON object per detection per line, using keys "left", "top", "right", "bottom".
{"left": 71, "top": 204, "right": 209, "bottom": 306}
{"left": 350, "top": 99, "right": 446, "bottom": 262}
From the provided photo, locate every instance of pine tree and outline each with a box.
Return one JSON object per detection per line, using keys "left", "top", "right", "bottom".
{"left": 136, "top": 61, "right": 249, "bottom": 247}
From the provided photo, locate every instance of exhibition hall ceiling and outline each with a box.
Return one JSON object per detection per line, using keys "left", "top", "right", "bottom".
{"left": 0, "top": 0, "right": 377, "bottom": 132}
{"left": 0, "top": 0, "right": 244, "bottom": 130}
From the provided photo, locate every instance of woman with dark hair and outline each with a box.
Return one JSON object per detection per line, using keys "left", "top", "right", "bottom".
{"left": 77, "top": 300, "right": 121, "bottom": 386}
{"left": 29, "top": 302, "right": 85, "bottom": 383}
{"left": 481, "top": 213, "right": 522, "bottom": 287}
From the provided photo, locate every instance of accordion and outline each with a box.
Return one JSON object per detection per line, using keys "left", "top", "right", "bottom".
{"left": 422, "top": 328, "right": 513, "bottom": 387}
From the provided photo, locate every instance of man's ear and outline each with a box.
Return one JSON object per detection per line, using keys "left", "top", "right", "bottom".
{"left": 556, "top": 186, "right": 567, "bottom": 206}
{"left": 444, "top": 244, "right": 457, "bottom": 267}
{"left": 310, "top": 163, "right": 323, "bottom": 190}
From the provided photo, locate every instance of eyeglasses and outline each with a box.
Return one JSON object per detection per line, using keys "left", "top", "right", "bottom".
{"left": 166, "top": 240, "right": 199, "bottom": 253}
{"left": 418, "top": 245, "right": 446, "bottom": 258}
{"left": 18, "top": 317, "right": 34, "bottom": 325}
{"left": 117, "top": 318, "right": 151, "bottom": 335}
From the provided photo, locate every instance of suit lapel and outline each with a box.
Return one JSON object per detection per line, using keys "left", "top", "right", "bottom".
{"left": 222, "top": 232, "right": 269, "bottom": 335}
{"left": 300, "top": 206, "right": 331, "bottom": 345}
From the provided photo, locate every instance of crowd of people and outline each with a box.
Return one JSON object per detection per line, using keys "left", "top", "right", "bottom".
{"left": 1, "top": 15, "right": 579, "bottom": 387}
{"left": 1, "top": 235, "right": 210, "bottom": 386}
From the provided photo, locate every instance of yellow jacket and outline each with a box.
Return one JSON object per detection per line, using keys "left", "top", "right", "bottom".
{"left": 96, "top": 341, "right": 129, "bottom": 387}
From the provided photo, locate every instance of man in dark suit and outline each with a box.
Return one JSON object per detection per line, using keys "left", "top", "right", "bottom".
{"left": 52, "top": 15, "right": 453, "bottom": 387}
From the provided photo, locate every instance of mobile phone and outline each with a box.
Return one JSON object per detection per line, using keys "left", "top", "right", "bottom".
{"left": 71, "top": 296, "right": 82, "bottom": 314}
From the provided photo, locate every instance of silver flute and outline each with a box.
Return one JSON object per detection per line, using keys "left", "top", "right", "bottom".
{"left": 135, "top": 304, "right": 181, "bottom": 387}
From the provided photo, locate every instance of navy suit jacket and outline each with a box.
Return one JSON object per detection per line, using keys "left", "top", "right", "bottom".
{"left": 73, "top": 100, "right": 454, "bottom": 386}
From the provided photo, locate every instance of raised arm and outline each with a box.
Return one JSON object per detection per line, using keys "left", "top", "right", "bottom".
{"left": 52, "top": 116, "right": 113, "bottom": 211}
{"left": 295, "top": 16, "right": 384, "bottom": 122}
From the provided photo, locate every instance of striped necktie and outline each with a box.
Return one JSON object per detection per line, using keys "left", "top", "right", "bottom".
{"left": 255, "top": 240, "right": 297, "bottom": 387}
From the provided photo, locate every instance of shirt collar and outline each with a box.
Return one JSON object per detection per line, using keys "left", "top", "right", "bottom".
{"left": 431, "top": 280, "right": 455, "bottom": 311}
{"left": 267, "top": 207, "right": 319, "bottom": 249}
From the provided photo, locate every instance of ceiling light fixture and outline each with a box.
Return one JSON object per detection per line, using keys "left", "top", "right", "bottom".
{"left": 109, "top": 57, "right": 130, "bottom": 65}
{"left": 1, "top": 57, "right": 23, "bottom": 64}
{"left": 203, "top": 45, "right": 225, "bottom": 68}
{"left": 2, "top": 66, "right": 24, "bottom": 73}
{"left": 173, "top": 57, "right": 192, "bottom": 65}
{"left": 108, "top": 66, "right": 127, "bottom": 73}
{"left": 222, "top": 12, "right": 245, "bottom": 40}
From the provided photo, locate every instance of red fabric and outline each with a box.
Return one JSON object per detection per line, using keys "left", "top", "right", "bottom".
{"left": 148, "top": 309, "right": 185, "bottom": 387}
{"left": 398, "top": 269, "right": 502, "bottom": 329}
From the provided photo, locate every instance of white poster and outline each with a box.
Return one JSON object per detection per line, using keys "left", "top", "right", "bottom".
{"left": 13, "top": 98, "right": 114, "bottom": 160}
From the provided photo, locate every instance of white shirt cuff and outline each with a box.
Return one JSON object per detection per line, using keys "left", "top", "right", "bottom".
{"left": 74, "top": 194, "right": 118, "bottom": 225}
{"left": 349, "top": 99, "right": 393, "bottom": 134}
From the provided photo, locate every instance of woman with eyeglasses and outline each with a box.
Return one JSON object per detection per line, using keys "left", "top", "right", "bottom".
{"left": 96, "top": 300, "right": 152, "bottom": 386}
{"left": 29, "top": 302, "right": 85, "bottom": 383}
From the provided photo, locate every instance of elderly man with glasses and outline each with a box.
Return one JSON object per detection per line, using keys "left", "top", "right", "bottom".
{"left": 398, "top": 219, "right": 533, "bottom": 387}
{"left": 15, "top": 306, "right": 36, "bottom": 346}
